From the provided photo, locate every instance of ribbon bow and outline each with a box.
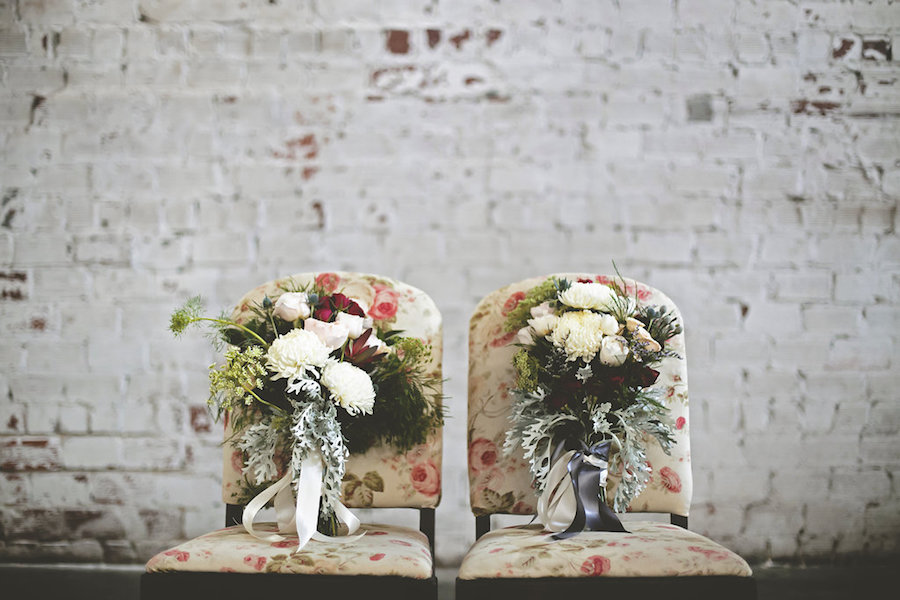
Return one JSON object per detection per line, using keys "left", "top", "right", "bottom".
{"left": 537, "top": 439, "right": 628, "bottom": 538}
{"left": 241, "top": 450, "right": 363, "bottom": 552}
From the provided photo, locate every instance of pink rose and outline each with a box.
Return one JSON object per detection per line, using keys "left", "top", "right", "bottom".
{"left": 580, "top": 555, "right": 611, "bottom": 576}
{"left": 469, "top": 438, "right": 498, "bottom": 473}
{"left": 489, "top": 331, "right": 516, "bottom": 348}
{"left": 659, "top": 466, "right": 682, "bottom": 493}
{"left": 410, "top": 460, "right": 441, "bottom": 497}
{"left": 688, "top": 546, "right": 730, "bottom": 560}
{"left": 368, "top": 284, "right": 400, "bottom": 321}
{"left": 369, "top": 553, "right": 386, "bottom": 561}
{"left": 315, "top": 272, "right": 340, "bottom": 293}
{"left": 501, "top": 291, "right": 526, "bottom": 316}
{"left": 675, "top": 416, "right": 686, "bottom": 430}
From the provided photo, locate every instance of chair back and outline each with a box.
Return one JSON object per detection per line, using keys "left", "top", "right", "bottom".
{"left": 468, "top": 274, "right": 690, "bottom": 517}
{"left": 221, "top": 271, "right": 443, "bottom": 510}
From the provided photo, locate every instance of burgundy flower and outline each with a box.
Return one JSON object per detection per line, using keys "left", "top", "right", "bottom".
{"left": 638, "top": 367, "right": 660, "bottom": 388}
{"left": 314, "top": 305, "right": 333, "bottom": 322}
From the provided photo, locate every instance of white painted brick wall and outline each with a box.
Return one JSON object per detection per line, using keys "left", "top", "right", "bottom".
{"left": 1, "top": 0, "right": 898, "bottom": 566}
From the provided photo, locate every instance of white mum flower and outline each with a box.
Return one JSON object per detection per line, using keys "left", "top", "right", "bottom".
{"left": 549, "top": 310, "right": 608, "bottom": 362}
{"left": 527, "top": 314, "right": 559, "bottom": 337}
{"left": 266, "top": 328, "right": 331, "bottom": 381}
{"left": 321, "top": 361, "right": 376, "bottom": 416}
{"left": 558, "top": 282, "right": 617, "bottom": 311}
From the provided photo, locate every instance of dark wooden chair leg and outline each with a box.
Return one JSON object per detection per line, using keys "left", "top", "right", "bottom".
{"left": 419, "top": 508, "right": 436, "bottom": 558}
{"left": 475, "top": 515, "right": 491, "bottom": 540}
{"left": 671, "top": 514, "right": 688, "bottom": 529}
{"left": 225, "top": 504, "right": 243, "bottom": 527}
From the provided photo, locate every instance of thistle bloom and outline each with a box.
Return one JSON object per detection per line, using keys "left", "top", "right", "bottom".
{"left": 321, "top": 361, "right": 376, "bottom": 416}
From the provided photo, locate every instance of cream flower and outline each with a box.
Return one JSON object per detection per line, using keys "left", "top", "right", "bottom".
{"left": 516, "top": 327, "right": 534, "bottom": 345}
{"left": 273, "top": 292, "right": 311, "bottom": 322}
{"left": 558, "top": 282, "right": 617, "bottom": 311}
{"left": 266, "top": 329, "right": 330, "bottom": 381}
{"left": 321, "top": 361, "right": 376, "bottom": 416}
{"left": 549, "top": 310, "right": 607, "bottom": 362}
{"left": 527, "top": 314, "right": 559, "bottom": 337}
{"left": 335, "top": 311, "right": 366, "bottom": 339}
{"left": 304, "top": 318, "right": 350, "bottom": 351}
{"left": 530, "top": 301, "right": 554, "bottom": 319}
{"left": 599, "top": 335, "right": 630, "bottom": 366}
{"left": 596, "top": 313, "right": 620, "bottom": 336}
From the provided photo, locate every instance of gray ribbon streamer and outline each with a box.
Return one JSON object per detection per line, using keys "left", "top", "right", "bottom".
{"left": 550, "top": 438, "right": 628, "bottom": 539}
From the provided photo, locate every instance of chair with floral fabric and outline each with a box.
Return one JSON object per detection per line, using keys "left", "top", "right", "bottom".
{"left": 142, "top": 272, "right": 443, "bottom": 600}
{"left": 456, "top": 274, "right": 755, "bottom": 600}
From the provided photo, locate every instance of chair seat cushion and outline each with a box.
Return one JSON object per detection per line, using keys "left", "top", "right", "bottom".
{"left": 145, "top": 523, "right": 432, "bottom": 579}
{"left": 458, "top": 521, "right": 752, "bottom": 579}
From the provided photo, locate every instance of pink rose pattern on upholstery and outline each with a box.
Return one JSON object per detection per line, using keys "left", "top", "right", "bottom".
{"left": 223, "top": 272, "right": 443, "bottom": 509}
{"left": 468, "top": 274, "right": 691, "bottom": 517}
{"left": 457, "top": 522, "right": 752, "bottom": 579}
{"left": 146, "top": 523, "right": 433, "bottom": 578}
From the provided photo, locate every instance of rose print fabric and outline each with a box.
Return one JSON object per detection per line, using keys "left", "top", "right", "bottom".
{"left": 222, "top": 272, "right": 443, "bottom": 509}
{"left": 468, "top": 274, "right": 691, "bottom": 517}
{"left": 146, "top": 523, "right": 433, "bottom": 578}
{"left": 457, "top": 522, "right": 752, "bottom": 579}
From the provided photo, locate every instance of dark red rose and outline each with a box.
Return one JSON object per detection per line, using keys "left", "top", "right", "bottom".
{"left": 609, "top": 375, "right": 625, "bottom": 387}
{"left": 638, "top": 367, "right": 660, "bottom": 388}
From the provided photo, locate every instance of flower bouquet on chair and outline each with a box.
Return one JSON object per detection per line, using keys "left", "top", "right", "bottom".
{"left": 503, "top": 273, "right": 681, "bottom": 537}
{"left": 170, "top": 276, "right": 443, "bottom": 551}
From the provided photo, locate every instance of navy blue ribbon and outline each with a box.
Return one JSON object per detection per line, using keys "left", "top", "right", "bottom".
{"left": 550, "top": 438, "right": 628, "bottom": 539}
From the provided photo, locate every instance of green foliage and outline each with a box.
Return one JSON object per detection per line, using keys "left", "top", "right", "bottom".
{"left": 513, "top": 348, "right": 540, "bottom": 392}
{"left": 503, "top": 278, "right": 562, "bottom": 332}
{"left": 339, "top": 337, "right": 443, "bottom": 454}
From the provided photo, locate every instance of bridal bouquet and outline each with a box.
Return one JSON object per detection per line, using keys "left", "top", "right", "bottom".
{"left": 503, "top": 275, "right": 680, "bottom": 535}
{"left": 170, "top": 276, "right": 442, "bottom": 549}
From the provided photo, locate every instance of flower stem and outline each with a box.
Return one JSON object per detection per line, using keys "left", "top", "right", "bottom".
{"left": 193, "top": 317, "right": 270, "bottom": 348}
{"left": 244, "top": 386, "right": 285, "bottom": 415}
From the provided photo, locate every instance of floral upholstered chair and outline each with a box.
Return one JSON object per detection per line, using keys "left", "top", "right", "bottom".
{"left": 143, "top": 272, "right": 443, "bottom": 600}
{"left": 456, "top": 274, "right": 755, "bottom": 600}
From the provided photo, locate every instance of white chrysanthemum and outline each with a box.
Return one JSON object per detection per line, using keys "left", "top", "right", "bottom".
{"left": 266, "top": 328, "right": 331, "bottom": 381}
{"left": 549, "top": 310, "right": 608, "bottom": 362}
{"left": 558, "top": 282, "right": 617, "bottom": 311}
{"left": 321, "top": 361, "right": 376, "bottom": 416}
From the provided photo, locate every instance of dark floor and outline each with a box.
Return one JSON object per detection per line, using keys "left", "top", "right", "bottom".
{"left": 0, "top": 563, "right": 893, "bottom": 599}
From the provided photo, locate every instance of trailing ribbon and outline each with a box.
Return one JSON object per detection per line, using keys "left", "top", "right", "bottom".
{"left": 242, "top": 450, "right": 363, "bottom": 552}
{"left": 537, "top": 439, "right": 628, "bottom": 538}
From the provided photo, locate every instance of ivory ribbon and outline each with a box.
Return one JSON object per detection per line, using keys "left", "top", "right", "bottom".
{"left": 537, "top": 439, "right": 627, "bottom": 538}
{"left": 242, "top": 451, "right": 363, "bottom": 551}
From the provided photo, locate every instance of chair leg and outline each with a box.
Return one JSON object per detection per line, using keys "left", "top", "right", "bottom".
{"left": 225, "top": 504, "right": 242, "bottom": 527}
{"left": 475, "top": 515, "right": 491, "bottom": 540}
{"left": 670, "top": 514, "right": 688, "bottom": 529}
{"left": 420, "top": 507, "right": 436, "bottom": 558}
